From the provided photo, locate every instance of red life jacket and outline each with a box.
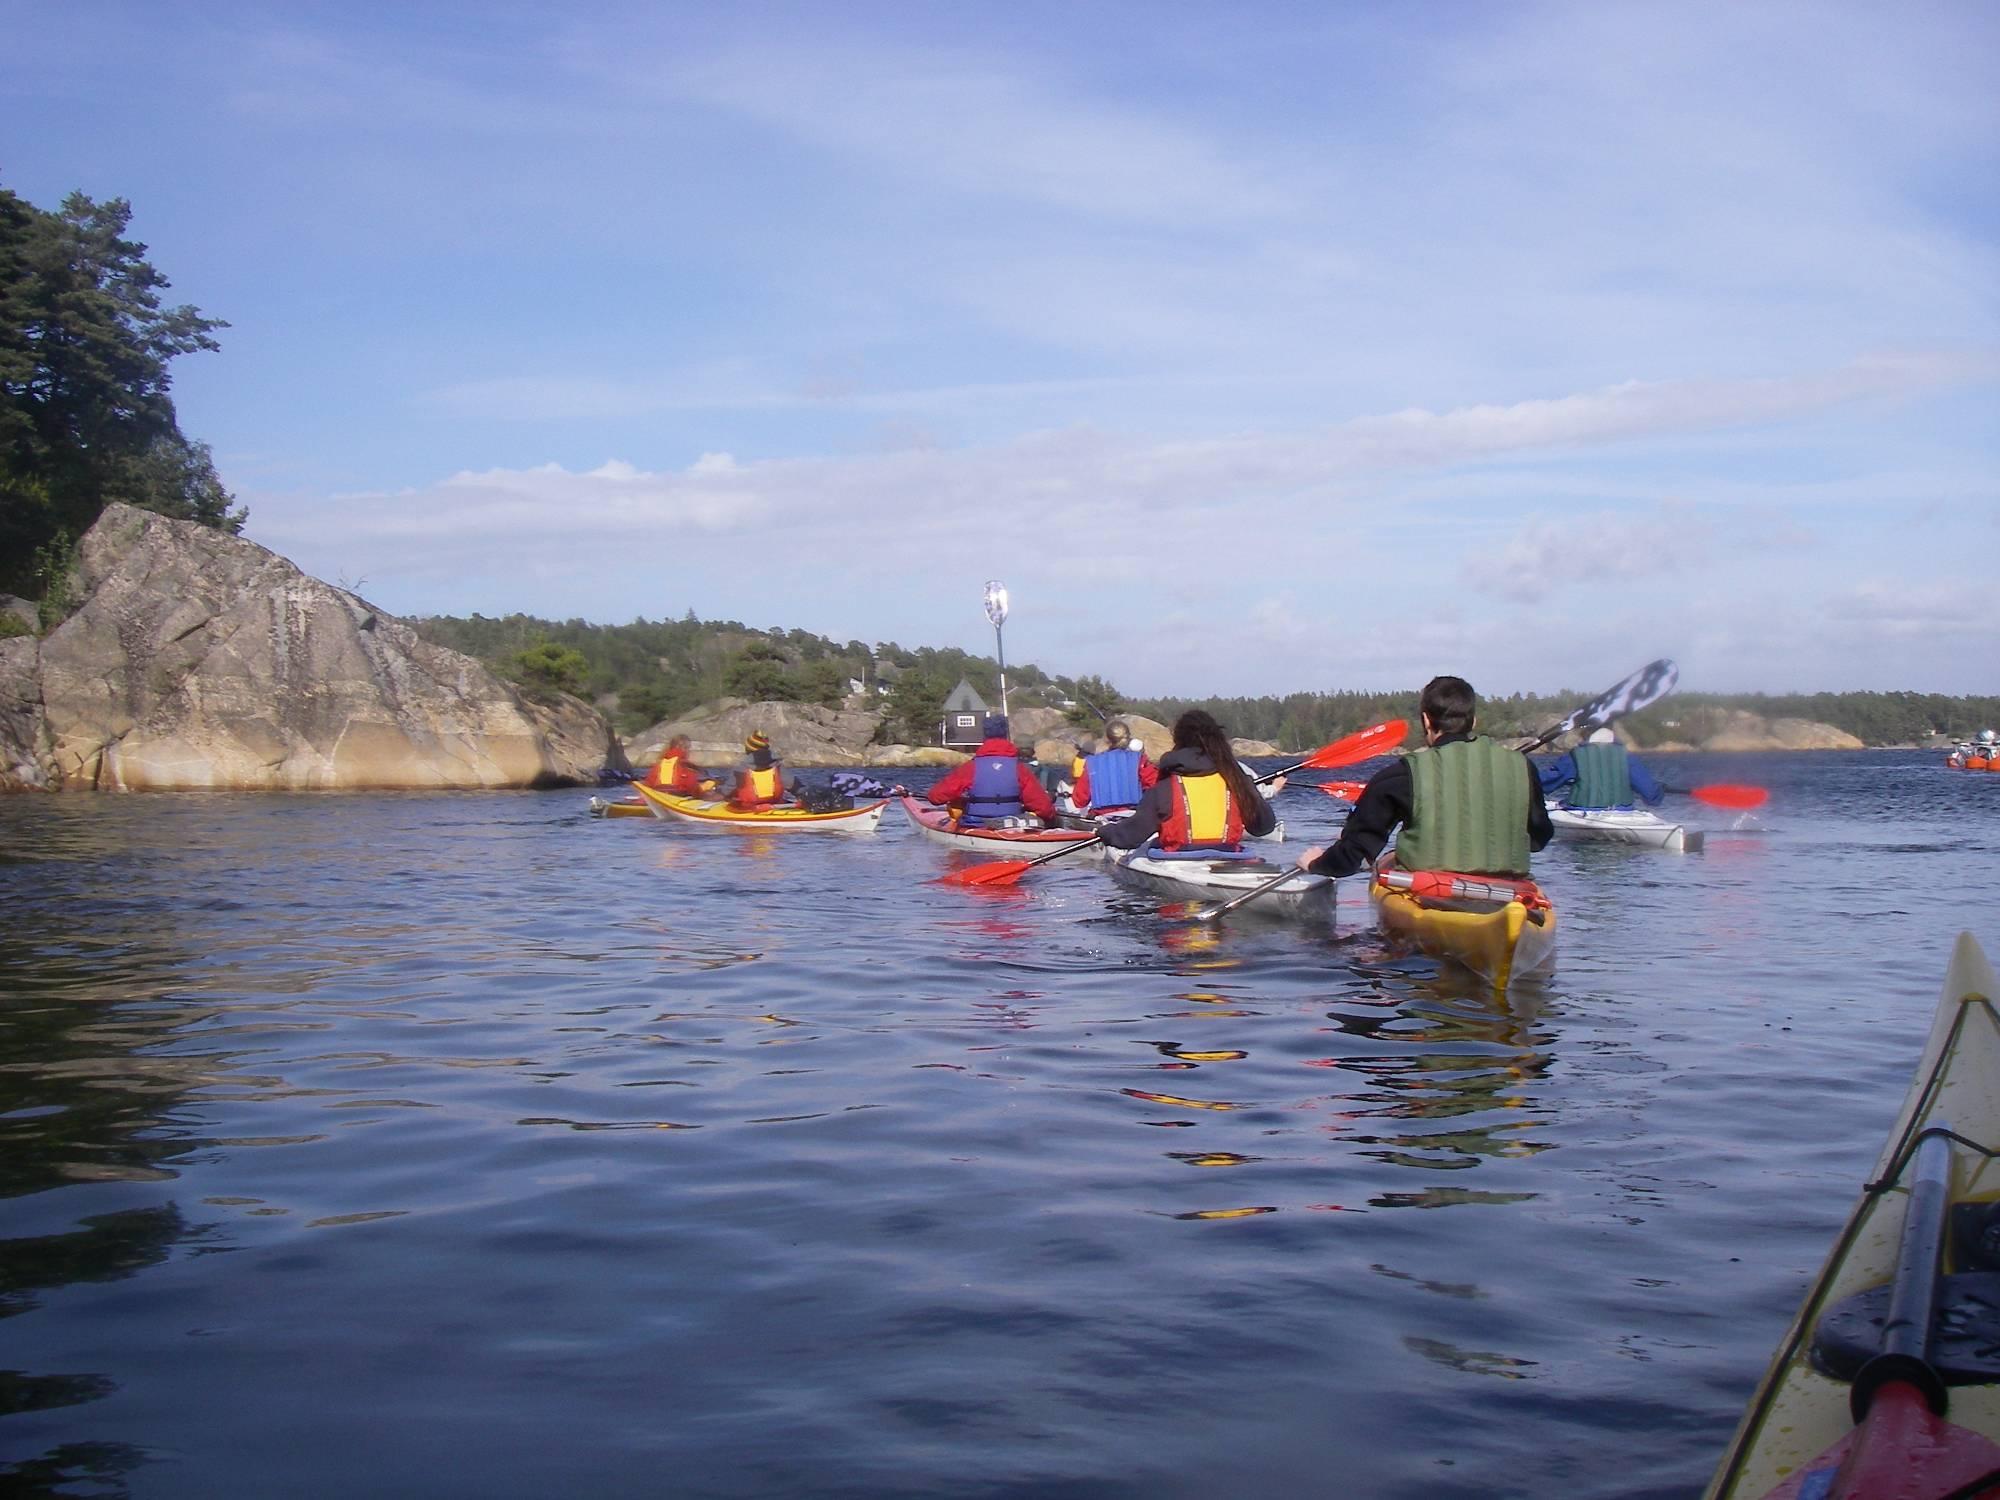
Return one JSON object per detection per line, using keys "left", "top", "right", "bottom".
{"left": 1158, "top": 772, "right": 1244, "bottom": 851}
{"left": 732, "top": 765, "right": 785, "bottom": 806}
{"left": 649, "top": 754, "right": 702, "bottom": 793}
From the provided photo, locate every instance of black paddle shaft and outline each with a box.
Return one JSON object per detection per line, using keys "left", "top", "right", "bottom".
{"left": 1848, "top": 1124, "right": 1956, "bottom": 1421}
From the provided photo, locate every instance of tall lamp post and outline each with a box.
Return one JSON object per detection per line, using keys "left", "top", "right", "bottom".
{"left": 982, "top": 581, "right": 1010, "bottom": 717}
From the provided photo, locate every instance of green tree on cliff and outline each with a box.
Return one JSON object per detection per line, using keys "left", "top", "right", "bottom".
{"left": 0, "top": 182, "right": 240, "bottom": 597}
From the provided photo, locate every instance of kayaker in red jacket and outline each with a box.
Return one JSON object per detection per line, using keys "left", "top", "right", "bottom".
{"left": 646, "top": 735, "right": 714, "bottom": 795}
{"left": 1070, "top": 719, "right": 1159, "bottom": 815}
{"left": 928, "top": 715, "right": 1058, "bottom": 826}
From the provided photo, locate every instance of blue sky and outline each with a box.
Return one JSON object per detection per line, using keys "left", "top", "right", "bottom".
{"left": 6, "top": 1, "right": 1996, "bottom": 697}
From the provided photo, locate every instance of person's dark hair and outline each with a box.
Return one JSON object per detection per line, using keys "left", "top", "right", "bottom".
{"left": 1420, "top": 675, "right": 1477, "bottom": 737}
{"left": 1171, "top": 709, "right": 1258, "bottom": 811}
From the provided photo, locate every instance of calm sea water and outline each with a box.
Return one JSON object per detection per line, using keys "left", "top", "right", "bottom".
{"left": 2, "top": 751, "right": 1996, "bottom": 1499}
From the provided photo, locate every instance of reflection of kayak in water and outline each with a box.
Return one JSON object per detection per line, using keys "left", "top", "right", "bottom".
{"left": 1547, "top": 805, "right": 1702, "bottom": 852}
{"left": 635, "top": 783, "right": 888, "bottom": 832}
{"left": 1108, "top": 845, "right": 1331, "bottom": 916}
{"left": 1705, "top": 932, "right": 2000, "bottom": 1500}
{"left": 1369, "top": 868, "right": 1557, "bottom": 992}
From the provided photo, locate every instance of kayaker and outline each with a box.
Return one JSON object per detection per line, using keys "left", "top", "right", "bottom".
{"left": 1071, "top": 719, "right": 1159, "bottom": 817}
{"left": 729, "top": 732, "right": 793, "bottom": 808}
{"left": 1536, "top": 726, "right": 1665, "bottom": 808}
{"left": 645, "top": 735, "right": 714, "bottom": 795}
{"left": 1295, "top": 675, "right": 1552, "bottom": 878}
{"left": 926, "top": 714, "right": 1058, "bottom": 827}
{"left": 1099, "top": 710, "right": 1284, "bottom": 852}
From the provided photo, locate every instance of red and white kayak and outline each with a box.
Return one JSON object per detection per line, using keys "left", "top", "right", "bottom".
{"left": 634, "top": 782, "right": 887, "bottom": 832}
{"left": 1548, "top": 804, "right": 1703, "bottom": 852}
{"left": 897, "top": 796, "right": 1097, "bottom": 853}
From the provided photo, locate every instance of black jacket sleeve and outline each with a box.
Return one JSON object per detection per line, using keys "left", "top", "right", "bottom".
{"left": 1523, "top": 755, "right": 1552, "bottom": 852}
{"left": 1305, "top": 761, "right": 1411, "bottom": 878}
{"left": 1098, "top": 781, "right": 1170, "bottom": 849}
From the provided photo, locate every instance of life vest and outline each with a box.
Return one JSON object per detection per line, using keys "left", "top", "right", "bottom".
{"left": 961, "top": 754, "right": 1025, "bottom": 825}
{"left": 650, "top": 754, "right": 699, "bottom": 793}
{"left": 1395, "top": 738, "right": 1531, "bottom": 875}
{"left": 733, "top": 764, "right": 785, "bottom": 806}
{"left": 1083, "top": 747, "right": 1143, "bottom": 809}
{"left": 1565, "top": 742, "right": 1633, "bottom": 809}
{"left": 1158, "top": 772, "right": 1244, "bottom": 851}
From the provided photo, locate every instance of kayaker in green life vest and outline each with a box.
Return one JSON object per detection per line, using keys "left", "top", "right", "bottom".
{"left": 1536, "top": 726, "right": 1665, "bottom": 809}
{"left": 1294, "top": 675, "right": 1552, "bottom": 879}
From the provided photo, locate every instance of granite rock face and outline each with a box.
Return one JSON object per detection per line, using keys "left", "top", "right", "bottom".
{"left": 3, "top": 504, "right": 616, "bottom": 791}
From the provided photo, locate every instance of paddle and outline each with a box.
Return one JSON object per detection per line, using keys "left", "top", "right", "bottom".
{"left": 943, "top": 719, "right": 1409, "bottom": 888}
{"left": 1683, "top": 783, "right": 1768, "bottom": 810}
{"left": 1518, "top": 658, "right": 1679, "bottom": 752}
{"left": 1319, "top": 781, "right": 1365, "bottom": 803}
{"left": 1194, "top": 866, "right": 1307, "bottom": 922}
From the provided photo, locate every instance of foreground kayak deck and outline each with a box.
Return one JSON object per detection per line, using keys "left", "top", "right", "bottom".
{"left": 1548, "top": 804, "right": 1703, "bottom": 852}
{"left": 633, "top": 782, "right": 888, "bottom": 832}
{"left": 1369, "top": 873, "right": 1558, "bottom": 991}
{"left": 896, "top": 795, "right": 1100, "bottom": 853}
{"left": 1706, "top": 932, "right": 2000, "bottom": 1499}
{"left": 1109, "top": 849, "right": 1330, "bottom": 914}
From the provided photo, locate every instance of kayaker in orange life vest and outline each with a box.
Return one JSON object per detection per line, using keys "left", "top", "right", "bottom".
{"left": 645, "top": 735, "right": 715, "bottom": 795}
{"left": 1070, "top": 718, "right": 1159, "bottom": 816}
{"left": 927, "top": 714, "right": 1058, "bottom": 827}
{"left": 1098, "top": 710, "right": 1284, "bottom": 852}
{"left": 1294, "top": 675, "right": 1552, "bottom": 879}
{"left": 730, "top": 732, "right": 793, "bottom": 808}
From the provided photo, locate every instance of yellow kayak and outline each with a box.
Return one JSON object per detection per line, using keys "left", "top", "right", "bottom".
{"left": 1368, "top": 867, "right": 1557, "bottom": 991}
{"left": 631, "top": 782, "right": 887, "bottom": 832}
{"left": 1706, "top": 932, "right": 2000, "bottom": 1500}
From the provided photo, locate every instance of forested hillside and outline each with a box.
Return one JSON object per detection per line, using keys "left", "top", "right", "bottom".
{"left": 410, "top": 611, "right": 1122, "bottom": 739}
{"left": 415, "top": 611, "right": 1996, "bottom": 748}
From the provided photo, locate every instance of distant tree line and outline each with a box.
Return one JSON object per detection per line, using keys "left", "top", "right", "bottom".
{"left": 1129, "top": 687, "right": 2000, "bottom": 750}
{"left": 1, "top": 180, "right": 240, "bottom": 607}
{"left": 410, "top": 611, "right": 1119, "bottom": 739}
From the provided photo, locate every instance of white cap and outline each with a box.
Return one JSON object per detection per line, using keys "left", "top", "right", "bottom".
{"left": 1587, "top": 727, "right": 1616, "bottom": 745}
{"left": 1128, "top": 739, "right": 1144, "bottom": 754}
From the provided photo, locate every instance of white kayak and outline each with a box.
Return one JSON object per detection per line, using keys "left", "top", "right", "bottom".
{"left": 1108, "top": 847, "right": 1331, "bottom": 915}
{"left": 1547, "top": 804, "right": 1703, "bottom": 852}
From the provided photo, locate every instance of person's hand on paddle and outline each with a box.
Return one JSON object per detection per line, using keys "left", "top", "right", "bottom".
{"left": 1296, "top": 843, "right": 1326, "bottom": 872}
{"left": 1264, "top": 774, "right": 1288, "bottom": 795}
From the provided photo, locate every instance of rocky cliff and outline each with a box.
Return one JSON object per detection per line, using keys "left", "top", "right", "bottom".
{"left": 0, "top": 504, "right": 616, "bottom": 792}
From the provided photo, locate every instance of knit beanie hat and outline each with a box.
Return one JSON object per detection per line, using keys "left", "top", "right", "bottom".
{"left": 981, "top": 714, "right": 1008, "bottom": 739}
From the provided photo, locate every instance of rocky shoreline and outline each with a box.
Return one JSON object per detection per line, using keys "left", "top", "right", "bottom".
{"left": 0, "top": 506, "right": 1876, "bottom": 793}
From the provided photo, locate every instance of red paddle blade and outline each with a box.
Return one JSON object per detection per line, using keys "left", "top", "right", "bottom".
{"left": 1299, "top": 720, "right": 1407, "bottom": 771}
{"left": 1320, "top": 781, "right": 1365, "bottom": 802}
{"left": 1691, "top": 783, "right": 1767, "bottom": 810}
{"left": 940, "top": 860, "right": 1033, "bottom": 887}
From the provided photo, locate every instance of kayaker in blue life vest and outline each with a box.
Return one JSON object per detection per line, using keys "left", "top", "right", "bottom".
{"left": 1100, "top": 710, "right": 1284, "bottom": 852}
{"left": 1295, "top": 675, "right": 1552, "bottom": 878}
{"left": 1070, "top": 719, "right": 1159, "bottom": 816}
{"left": 730, "top": 732, "right": 793, "bottom": 808}
{"left": 927, "top": 714, "right": 1058, "bottom": 827}
{"left": 1537, "top": 726, "right": 1664, "bottom": 808}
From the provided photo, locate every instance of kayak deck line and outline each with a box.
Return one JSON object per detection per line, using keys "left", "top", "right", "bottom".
{"left": 1704, "top": 932, "right": 2000, "bottom": 1500}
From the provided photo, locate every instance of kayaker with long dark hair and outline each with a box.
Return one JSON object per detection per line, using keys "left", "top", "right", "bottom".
{"left": 1099, "top": 710, "right": 1283, "bottom": 853}
{"left": 1295, "top": 675, "right": 1551, "bottom": 878}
